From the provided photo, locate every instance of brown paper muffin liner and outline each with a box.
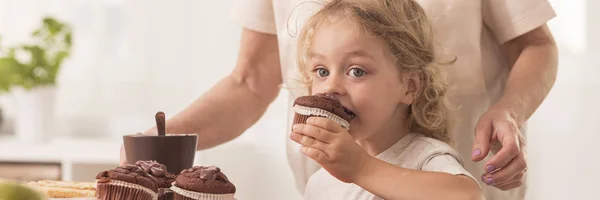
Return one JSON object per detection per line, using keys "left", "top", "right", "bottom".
{"left": 170, "top": 184, "right": 235, "bottom": 200}
{"left": 96, "top": 180, "right": 158, "bottom": 200}
{"left": 159, "top": 188, "right": 174, "bottom": 200}
{"left": 292, "top": 113, "right": 311, "bottom": 125}
{"left": 293, "top": 105, "right": 350, "bottom": 130}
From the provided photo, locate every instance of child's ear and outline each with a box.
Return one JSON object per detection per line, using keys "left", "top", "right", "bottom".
{"left": 399, "top": 72, "right": 421, "bottom": 105}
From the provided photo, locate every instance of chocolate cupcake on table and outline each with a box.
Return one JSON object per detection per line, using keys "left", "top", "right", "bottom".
{"left": 96, "top": 164, "right": 158, "bottom": 200}
{"left": 292, "top": 93, "right": 355, "bottom": 130}
{"left": 136, "top": 160, "right": 177, "bottom": 200}
{"left": 170, "top": 166, "right": 236, "bottom": 200}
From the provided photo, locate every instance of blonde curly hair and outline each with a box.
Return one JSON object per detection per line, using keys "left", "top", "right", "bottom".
{"left": 296, "top": 0, "right": 451, "bottom": 143}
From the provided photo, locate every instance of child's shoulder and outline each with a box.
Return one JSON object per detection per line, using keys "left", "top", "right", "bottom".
{"left": 405, "top": 133, "right": 456, "bottom": 153}
{"left": 405, "top": 134, "right": 478, "bottom": 185}
{"left": 394, "top": 133, "right": 464, "bottom": 168}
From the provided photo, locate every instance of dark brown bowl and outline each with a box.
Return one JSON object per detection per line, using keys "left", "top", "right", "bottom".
{"left": 123, "top": 134, "right": 198, "bottom": 174}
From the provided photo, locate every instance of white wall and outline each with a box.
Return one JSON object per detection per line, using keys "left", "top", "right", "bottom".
{"left": 0, "top": 0, "right": 598, "bottom": 200}
{"left": 0, "top": 0, "right": 303, "bottom": 199}
{"left": 526, "top": 1, "right": 600, "bottom": 199}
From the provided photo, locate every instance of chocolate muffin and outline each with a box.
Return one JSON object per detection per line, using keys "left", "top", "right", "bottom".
{"left": 293, "top": 93, "right": 355, "bottom": 130}
{"left": 170, "top": 166, "right": 236, "bottom": 200}
{"left": 96, "top": 164, "right": 158, "bottom": 200}
{"left": 136, "top": 160, "right": 177, "bottom": 200}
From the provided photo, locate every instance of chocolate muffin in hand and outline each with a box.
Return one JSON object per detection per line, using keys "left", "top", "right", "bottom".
{"left": 170, "top": 166, "right": 236, "bottom": 200}
{"left": 136, "top": 160, "right": 177, "bottom": 200}
{"left": 293, "top": 93, "right": 355, "bottom": 130}
{"left": 96, "top": 164, "right": 158, "bottom": 200}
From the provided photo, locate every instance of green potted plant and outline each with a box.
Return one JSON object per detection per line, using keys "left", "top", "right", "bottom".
{"left": 0, "top": 16, "right": 72, "bottom": 140}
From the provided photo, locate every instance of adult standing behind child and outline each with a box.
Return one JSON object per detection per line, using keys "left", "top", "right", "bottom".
{"left": 121, "top": 0, "right": 558, "bottom": 199}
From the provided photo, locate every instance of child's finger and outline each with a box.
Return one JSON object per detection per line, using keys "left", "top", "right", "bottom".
{"left": 301, "top": 146, "right": 330, "bottom": 164}
{"left": 307, "top": 117, "right": 345, "bottom": 133}
{"left": 292, "top": 123, "right": 334, "bottom": 143}
{"left": 290, "top": 132, "right": 329, "bottom": 151}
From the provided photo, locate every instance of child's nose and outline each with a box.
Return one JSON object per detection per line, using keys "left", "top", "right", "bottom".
{"left": 322, "top": 76, "right": 346, "bottom": 96}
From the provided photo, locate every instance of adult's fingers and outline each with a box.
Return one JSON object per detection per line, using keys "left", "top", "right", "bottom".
{"left": 485, "top": 153, "right": 527, "bottom": 185}
{"left": 472, "top": 116, "right": 493, "bottom": 161}
{"left": 494, "top": 178, "right": 524, "bottom": 191}
{"left": 494, "top": 172, "right": 524, "bottom": 187}
{"left": 484, "top": 124, "right": 522, "bottom": 173}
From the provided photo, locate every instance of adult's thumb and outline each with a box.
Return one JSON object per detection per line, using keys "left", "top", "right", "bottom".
{"left": 472, "top": 118, "right": 492, "bottom": 162}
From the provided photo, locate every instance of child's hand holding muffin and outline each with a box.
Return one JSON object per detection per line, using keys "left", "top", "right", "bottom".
{"left": 290, "top": 94, "right": 372, "bottom": 183}
{"left": 291, "top": 116, "right": 372, "bottom": 183}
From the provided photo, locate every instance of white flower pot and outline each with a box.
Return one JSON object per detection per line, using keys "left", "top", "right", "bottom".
{"left": 12, "top": 86, "right": 57, "bottom": 141}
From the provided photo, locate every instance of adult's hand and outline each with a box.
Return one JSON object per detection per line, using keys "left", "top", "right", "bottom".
{"left": 471, "top": 107, "right": 527, "bottom": 190}
{"left": 470, "top": 24, "right": 557, "bottom": 190}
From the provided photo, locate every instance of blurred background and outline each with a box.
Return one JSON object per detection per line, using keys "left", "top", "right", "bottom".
{"left": 0, "top": 0, "right": 598, "bottom": 199}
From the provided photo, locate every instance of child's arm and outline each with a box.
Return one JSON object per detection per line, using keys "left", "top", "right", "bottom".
{"left": 354, "top": 157, "right": 482, "bottom": 200}
{"left": 291, "top": 118, "right": 482, "bottom": 200}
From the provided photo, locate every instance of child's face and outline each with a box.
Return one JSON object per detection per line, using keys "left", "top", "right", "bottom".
{"left": 307, "top": 19, "right": 414, "bottom": 140}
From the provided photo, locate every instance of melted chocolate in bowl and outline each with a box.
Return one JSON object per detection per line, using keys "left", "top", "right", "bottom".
{"left": 123, "top": 134, "right": 197, "bottom": 174}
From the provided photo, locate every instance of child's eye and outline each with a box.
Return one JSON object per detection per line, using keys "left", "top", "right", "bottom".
{"left": 348, "top": 68, "right": 366, "bottom": 77}
{"left": 315, "top": 67, "right": 330, "bottom": 77}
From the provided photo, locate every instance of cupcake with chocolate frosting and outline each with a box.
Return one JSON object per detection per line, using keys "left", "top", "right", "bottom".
{"left": 136, "top": 160, "right": 177, "bottom": 200}
{"left": 170, "top": 166, "right": 236, "bottom": 200}
{"left": 96, "top": 164, "right": 158, "bottom": 200}
{"left": 293, "top": 93, "right": 355, "bottom": 130}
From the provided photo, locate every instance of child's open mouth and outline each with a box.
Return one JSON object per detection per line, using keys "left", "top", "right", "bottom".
{"left": 315, "top": 93, "right": 356, "bottom": 121}
{"left": 343, "top": 106, "right": 356, "bottom": 121}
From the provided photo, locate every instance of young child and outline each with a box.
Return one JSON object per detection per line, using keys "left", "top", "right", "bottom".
{"left": 289, "top": 0, "right": 482, "bottom": 199}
